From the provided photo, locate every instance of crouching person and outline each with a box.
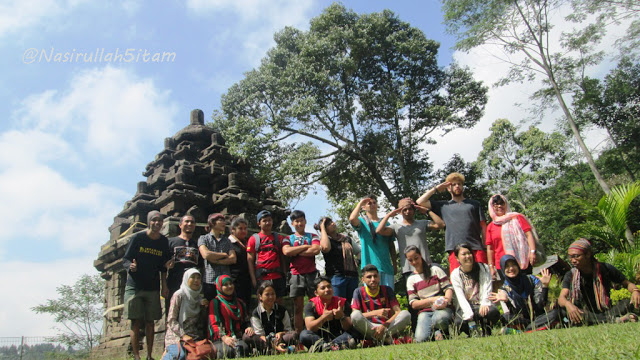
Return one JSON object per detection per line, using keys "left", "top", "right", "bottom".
{"left": 209, "top": 275, "right": 257, "bottom": 358}
{"left": 451, "top": 243, "right": 500, "bottom": 336}
{"left": 404, "top": 246, "right": 453, "bottom": 342}
{"left": 250, "top": 281, "right": 297, "bottom": 354}
{"left": 300, "top": 276, "right": 355, "bottom": 352}
{"left": 163, "top": 269, "right": 208, "bottom": 360}
{"left": 558, "top": 238, "right": 640, "bottom": 325}
{"left": 351, "top": 264, "right": 411, "bottom": 344}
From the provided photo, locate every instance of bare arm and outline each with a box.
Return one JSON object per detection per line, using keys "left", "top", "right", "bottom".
{"left": 247, "top": 251, "right": 257, "bottom": 288}
{"left": 305, "top": 312, "right": 333, "bottom": 332}
{"left": 381, "top": 305, "right": 404, "bottom": 328}
{"left": 558, "top": 287, "right": 583, "bottom": 323}
{"left": 217, "top": 249, "right": 236, "bottom": 265}
{"left": 480, "top": 220, "right": 487, "bottom": 247}
{"left": 282, "top": 244, "right": 311, "bottom": 257}
{"left": 416, "top": 182, "right": 449, "bottom": 207}
{"left": 376, "top": 208, "right": 401, "bottom": 237}
{"left": 424, "top": 207, "right": 445, "bottom": 229}
{"left": 199, "top": 245, "right": 229, "bottom": 264}
{"left": 525, "top": 230, "right": 536, "bottom": 266}
{"left": 320, "top": 222, "right": 331, "bottom": 253}
{"left": 299, "top": 244, "right": 321, "bottom": 257}
{"left": 623, "top": 280, "right": 640, "bottom": 308}
{"left": 349, "top": 198, "right": 370, "bottom": 227}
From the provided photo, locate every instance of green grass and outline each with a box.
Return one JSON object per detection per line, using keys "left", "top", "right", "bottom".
{"left": 257, "top": 323, "right": 640, "bottom": 360}
{"left": 107, "top": 322, "right": 640, "bottom": 359}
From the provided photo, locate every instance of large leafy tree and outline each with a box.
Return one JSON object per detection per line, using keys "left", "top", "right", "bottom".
{"left": 213, "top": 3, "right": 487, "bottom": 205}
{"left": 475, "top": 119, "right": 567, "bottom": 209}
{"left": 442, "top": 0, "right": 639, "bottom": 198}
{"left": 32, "top": 274, "right": 104, "bottom": 352}
{"left": 574, "top": 57, "right": 640, "bottom": 181}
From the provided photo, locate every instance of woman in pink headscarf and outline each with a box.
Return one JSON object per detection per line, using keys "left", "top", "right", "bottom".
{"left": 485, "top": 194, "right": 538, "bottom": 279}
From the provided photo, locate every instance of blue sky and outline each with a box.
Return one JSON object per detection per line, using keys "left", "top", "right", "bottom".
{"left": 0, "top": 0, "right": 622, "bottom": 337}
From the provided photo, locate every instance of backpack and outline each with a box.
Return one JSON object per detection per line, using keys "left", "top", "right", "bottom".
{"left": 251, "top": 232, "right": 286, "bottom": 279}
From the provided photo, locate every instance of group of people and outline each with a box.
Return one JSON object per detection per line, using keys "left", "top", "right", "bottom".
{"left": 121, "top": 172, "right": 640, "bottom": 360}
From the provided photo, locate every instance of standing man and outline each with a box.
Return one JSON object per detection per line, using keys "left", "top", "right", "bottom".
{"left": 417, "top": 172, "right": 488, "bottom": 273}
{"left": 165, "top": 214, "right": 199, "bottom": 318}
{"left": 282, "top": 210, "right": 321, "bottom": 333}
{"left": 376, "top": 198, "right": 444, "bottom": 278}
{"left": 198, "top": 213, "right": 236, "bottom": 301}
{"left": 122, "top": 210, "right": 173, "bottom": 360}
{"left": 247, "top": 210, "right": 288, "bottom": 299}
{"left": 349, "top": 195, "right": 396, "bottom": 289}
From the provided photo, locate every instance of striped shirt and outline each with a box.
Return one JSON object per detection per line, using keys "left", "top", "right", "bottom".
{"left": 406, "top": 266, "right": 452, "bottom": 313}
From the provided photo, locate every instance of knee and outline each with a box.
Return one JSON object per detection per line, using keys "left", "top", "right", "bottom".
{"left": 350, "top": 310, "right": 364, "bottom": 323}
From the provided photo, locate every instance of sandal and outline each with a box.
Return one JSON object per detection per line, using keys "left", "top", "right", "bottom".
{"left": 616, "top": 313, "right": 638, "bottom": 323}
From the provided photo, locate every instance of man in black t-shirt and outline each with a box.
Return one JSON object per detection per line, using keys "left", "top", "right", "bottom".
{"left": 122, "top": 210, "right": 173, "bottom": 360}
{"left": 558, "top": 238, "right": 640, "bottom": 325}
{"left": 165, "top": 214, "right": 199, "bottom": 318}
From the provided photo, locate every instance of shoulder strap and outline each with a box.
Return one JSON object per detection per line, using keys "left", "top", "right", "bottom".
{"left": 253, "top": 233, "right": 262, "bottom": 254}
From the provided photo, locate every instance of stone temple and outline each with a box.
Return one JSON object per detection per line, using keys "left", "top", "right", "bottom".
{"left": 92, "top": 109, "right": 291, "bottom": 359}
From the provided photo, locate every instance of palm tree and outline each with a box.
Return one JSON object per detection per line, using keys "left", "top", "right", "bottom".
{"left": 595, "top": 182, "right": 640, "bottom": 252}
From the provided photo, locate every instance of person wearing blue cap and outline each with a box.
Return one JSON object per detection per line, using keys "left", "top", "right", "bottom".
{"left": 247, "top": 210, "right": 288, "bottom": 299}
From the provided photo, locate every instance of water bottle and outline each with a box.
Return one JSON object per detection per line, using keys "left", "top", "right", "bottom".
{"left": 232, "top": 334, "right": 241, "bottom": 358}
{"left": 468, "top": 321, "right": 478, "bottom": 337}
{"left": 434, "top": 296, "right": 446, "bottom": 307}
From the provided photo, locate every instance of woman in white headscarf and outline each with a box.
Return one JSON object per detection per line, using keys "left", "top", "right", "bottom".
{"left": 486, "top": 194, "right": 539, "bottom": 279}
{"left": 163, "top": 268, "right": 208, "bottom": 360}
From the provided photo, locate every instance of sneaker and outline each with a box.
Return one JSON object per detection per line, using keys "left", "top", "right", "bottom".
{"left": 434, "top": 330, "right": 444, "bottom": 341}
{"left": 347, "top": 338, "right": 357, "bottom": 349}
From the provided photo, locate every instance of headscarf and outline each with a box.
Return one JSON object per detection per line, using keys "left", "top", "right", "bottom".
{"left": 310, "top": 295, "right": 346, "bottom": 317}
{"left": 213, "top": 275, "right": 246, "bottom": 337}
{"left": 176, "top": 268, "right": 203, "bottom": 326}
{"left": 568, "top": 239, "right": 609, "bottom": 311}
{"left": 488, "top": 194, "right": 539, "bottom": 269}
{"left": 500, "top": 255, "right": 533, "bottom": 311}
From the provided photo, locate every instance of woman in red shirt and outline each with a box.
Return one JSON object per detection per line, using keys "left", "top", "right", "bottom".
{"left": 485, "top": 195, "right": 538, "bottom": 279}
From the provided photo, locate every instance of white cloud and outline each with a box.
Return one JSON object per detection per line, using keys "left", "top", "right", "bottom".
{"left": 14, "top": 66, "right": 179, "bottom": 163}
{"left": 0, "top": 257, "right": 97, "bottom": 337}
{"left": 186, "top": 0, "right": 315, "bottom": 65}
{"left": 0, "top": 0, "right": 140, "bottom": 40}
{"left": 0, "top": 131, "right": 127, "bottom": 254}
{"left": 1, "top": 65, "right": 180, "bottom": 254}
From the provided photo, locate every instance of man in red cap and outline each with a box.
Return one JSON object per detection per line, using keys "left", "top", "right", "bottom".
{"left": 558, "top": 238, "right": 640, "bottom": 325}
{"left": 198, "top": 213, "right": 236, "bottom": 301}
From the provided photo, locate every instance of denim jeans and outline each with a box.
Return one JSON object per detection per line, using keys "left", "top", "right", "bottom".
{"left": 331, "top": 275, "right": 359, "bottom": 312}
{"left": 299, "top": 329, "right": 353, "bottom": 349}
{"left": 414, "top": 308, "right": 453, "bottom": 342}
{"left": 162, "top": 343, "right": 185, "bottom": 360}
{"left": 379, "top": 272, "right": 395, "bottom": 290}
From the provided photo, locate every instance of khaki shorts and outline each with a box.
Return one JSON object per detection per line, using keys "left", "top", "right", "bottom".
{"left": 123, "top": 285, "right": 162, "bottom": 323}
{"left": 289, "top": 272, "right": 318, "bottom": 297}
